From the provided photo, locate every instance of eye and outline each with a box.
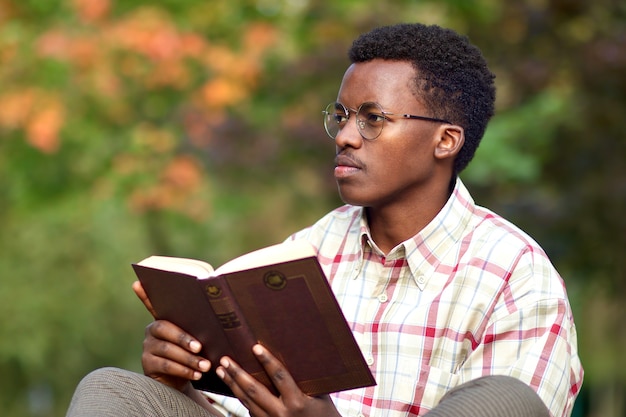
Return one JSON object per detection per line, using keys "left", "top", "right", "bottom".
{"left": 331, "top": 113, "right": 349, "bottom": 125}
{"left": 358, "top": 102, "right": 387, "bottom": 127}
{"left": 363, "top": 111, "right": 385, "bottom": 125}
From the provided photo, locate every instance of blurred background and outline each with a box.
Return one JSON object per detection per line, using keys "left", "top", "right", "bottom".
{"left": 0, "top": 0, "right": 624, "bottom": 416}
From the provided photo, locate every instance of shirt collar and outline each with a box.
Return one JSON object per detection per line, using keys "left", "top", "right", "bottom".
{"left": 355, "top": 177, "right": 475, "bottom": 287}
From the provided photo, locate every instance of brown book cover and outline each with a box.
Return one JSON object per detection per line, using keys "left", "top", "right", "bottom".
{"left": 131, "top": 240, "right": 376, "bottom": 397}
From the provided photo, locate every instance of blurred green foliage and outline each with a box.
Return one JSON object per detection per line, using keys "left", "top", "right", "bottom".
{"left": 1, "top": 0, "right": 624, "bottom": 416}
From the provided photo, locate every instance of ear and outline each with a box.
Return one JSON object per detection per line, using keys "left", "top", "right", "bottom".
{"left": 434, "top": 125, "right": 464, "bottom": 161}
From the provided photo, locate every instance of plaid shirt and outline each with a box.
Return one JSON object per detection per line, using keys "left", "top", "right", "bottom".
{"left": 209, "top": 178, "right": 583, "bottom": 417}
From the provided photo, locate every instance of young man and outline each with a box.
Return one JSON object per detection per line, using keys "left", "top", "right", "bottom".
{"left": 67, "top": 23, "right": 583, "bottom": 417}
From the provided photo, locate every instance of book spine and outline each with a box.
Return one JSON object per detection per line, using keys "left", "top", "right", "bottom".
{"left": 202, "top": 278, "right": 259, "bottom": 370}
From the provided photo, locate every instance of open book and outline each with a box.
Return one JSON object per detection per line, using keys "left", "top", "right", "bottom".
{"left": 132, "top": 240, "right": 376, "bottom": 397}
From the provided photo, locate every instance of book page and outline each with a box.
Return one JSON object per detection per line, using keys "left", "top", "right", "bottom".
{"left": 137, "top": 256, "right": 215, "bottom": 279}
{"left": 213, "top": 240, "right": 316, "bottom": 276}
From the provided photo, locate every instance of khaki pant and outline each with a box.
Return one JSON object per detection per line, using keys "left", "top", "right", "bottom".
{"left": 66, "top": 367, "right": 550, "bottom": 417}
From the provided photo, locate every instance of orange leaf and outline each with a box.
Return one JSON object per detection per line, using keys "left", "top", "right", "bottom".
{"left": 244, "top": 22, "right": 278, "bottom": 57}
{"left": 72, "top": 0, "right": 111, "bottom": 24}
{"left": 129, "top": 155, "right": 211, "bottom": 221}
{"left": 0, "top": 89, "right": 35, "bottom": 129}
{"left": 26, "top": 100, "right": 65, "bottom": 154}
{"left": 69, "top": 37, "right": 99, "bottom": 69}
{"left": 162, "top": 155, "right": 203, "bottom": 190}
{"left": 36, "top": 30, "right": 71, "bottom": 60}
{"left": 201, "top": 78, "right": 247, "bottom": 108}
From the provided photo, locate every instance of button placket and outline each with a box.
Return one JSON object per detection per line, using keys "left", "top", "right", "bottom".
{"left": 415, "top": 274, "right": 426, "bottom": 291}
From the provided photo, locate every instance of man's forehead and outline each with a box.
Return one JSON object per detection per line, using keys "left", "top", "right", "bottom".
{"left": 338, "top": 60, "right": 418, "bottom": 102}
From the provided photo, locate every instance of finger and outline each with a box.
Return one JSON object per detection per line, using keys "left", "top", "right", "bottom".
{"left": 144, "top": 322, "right": 211, "bottom": 380}
{"left": 143, "top": 349, "right": 209, "bottom": 382}
{"left": 217, "top": 356, "right": 280, "bottom": 415}
{"left": 147, "top": 320, "right": 203, "bottom": 354}
{"left": 252, "top": 344, "right": 299, "bottom": 396}
{"left": 132, "top": 280, "right": 158, "bottom": 318}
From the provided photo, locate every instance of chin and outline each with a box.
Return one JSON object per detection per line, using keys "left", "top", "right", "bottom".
{"left": 338, "top": 190, "right": 369, "bottom": 208}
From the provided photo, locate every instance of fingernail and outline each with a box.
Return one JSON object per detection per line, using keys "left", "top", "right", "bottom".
{"left": 253, "top": 344, "right": 263, "bottom": 355}
{"left": 198, "top": 360, "right": 210, "bottom": 372}
{"left": 216, "top": 368, "right": 225, "bottom": 379}
{"left": 189, "top": 341, "right": 201, "bottom": 352}
{"left": 220, "top": 357, "right": 230, "bottom": 368}
{"left": 193, "top": 371, "right": 202, "bottom": 380}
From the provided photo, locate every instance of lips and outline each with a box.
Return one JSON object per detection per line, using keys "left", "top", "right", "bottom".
{"left": 335, "top": 154, "right": 362, "bottom": 169}
{"left": 334, "top": 153, "right": 363, "bottom": 178}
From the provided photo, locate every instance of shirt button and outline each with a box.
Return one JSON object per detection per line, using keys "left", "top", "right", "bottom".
{"left": 417, "top": 275, "right": 425, "bottom": 284}
{"left": 358, "top": 414, "right": 365, "bottom": 417}
{"left": 377, "top": 293, "right": 388, "bottom": 303}
{"left": 366, "top": 356, "right": 374, "bottom": 366}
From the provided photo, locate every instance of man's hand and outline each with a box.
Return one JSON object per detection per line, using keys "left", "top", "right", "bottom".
{"left": 216, "top": 344, "right": 342, "bottom": 417}
{"left": 132, "top": 281, "right": 211, "bottom": 392}
{"left": 133, "top": 281, "right": 225, "bottom": 415}
{"left": 132, "top": 280, "right": 157, "bottom": 318}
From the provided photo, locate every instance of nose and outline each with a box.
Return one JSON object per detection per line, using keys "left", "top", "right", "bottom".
{"left": 334, "top": 116, "right": 364, "bottom": 150}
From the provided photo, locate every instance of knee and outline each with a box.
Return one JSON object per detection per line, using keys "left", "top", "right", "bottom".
{"left": 79, "top": 367, "right": 126, "bottom": 382}
{"left": 433, "top": 375, "right": 550, "bottom": 417}
{"left": 75, "top": 367, "right": 136, "bottom": 392}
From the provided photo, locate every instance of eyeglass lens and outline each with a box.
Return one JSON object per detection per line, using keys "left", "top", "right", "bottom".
{"left": 323, "top": 102, "right": 386, "bottom": 140}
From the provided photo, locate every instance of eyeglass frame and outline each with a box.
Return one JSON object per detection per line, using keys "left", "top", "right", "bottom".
{"left": 322, "top": 101, "right": 452, "bottom": 141}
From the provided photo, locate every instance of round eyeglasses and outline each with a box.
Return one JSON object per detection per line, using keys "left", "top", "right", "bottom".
{"left": 323, "top": 101, "right": 451, "bottom": 141}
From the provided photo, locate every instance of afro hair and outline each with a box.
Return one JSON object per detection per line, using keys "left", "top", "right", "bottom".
{"left": 349, "top": 23, "right": 496, "bottom": 175}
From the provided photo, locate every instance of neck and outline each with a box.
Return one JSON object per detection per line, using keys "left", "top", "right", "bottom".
{"left": 366, "top": 177, "right": 455, "bottom": 254}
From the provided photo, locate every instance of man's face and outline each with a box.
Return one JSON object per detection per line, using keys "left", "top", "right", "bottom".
{"left": 333, "top": 59, "right": 444, "bottom": 210}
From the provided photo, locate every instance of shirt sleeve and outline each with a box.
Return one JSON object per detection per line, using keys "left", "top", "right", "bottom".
{"left": 458, "top": 251, "right": 583, "bottom": 417}
{"left": 203, "top": 393, "right": 249, "bottom": 417}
